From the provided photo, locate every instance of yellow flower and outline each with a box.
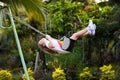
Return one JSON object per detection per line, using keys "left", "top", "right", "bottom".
{"left": 0, "top": 70, "right": 12, "bottom": 80}
{"left": 52, "top": 68, "right": 66, "bottom": 80}
{"left": 99, "top": 64, "right": 115, "bottom": 80}
{"left": 80, "top": 67, "right": 94, "bottom": 80}
{"left": 83, "top": 67, "right": 89, "bottom": 71}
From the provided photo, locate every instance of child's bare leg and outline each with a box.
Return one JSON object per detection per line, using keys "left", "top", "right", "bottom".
{"left": 70, "top": 28, "right": 89, "bottom": 40}
{"left": 82, "top": 31, "right": 89, "bottom": 36}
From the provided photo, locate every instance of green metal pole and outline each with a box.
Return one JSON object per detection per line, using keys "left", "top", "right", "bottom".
{"left": 8, "top": 7, "right": 30, "bottom": 80}
{"left": 0, "top": 10, "right": 2, "bottom": 27}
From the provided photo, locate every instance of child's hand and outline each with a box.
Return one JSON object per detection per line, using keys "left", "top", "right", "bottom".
{"left": 45, "top": 35, "right": 52, "bottom": 40}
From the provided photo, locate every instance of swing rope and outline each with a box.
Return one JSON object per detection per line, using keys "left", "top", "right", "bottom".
{"left": 14, "top": 16, "right": 65, "bottom": 40}
{"left": 14, "top": 17, "right": 46, "bottom": 37}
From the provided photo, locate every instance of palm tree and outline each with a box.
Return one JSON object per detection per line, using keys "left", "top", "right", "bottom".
{"left": 0, "top": 0, "right": 45, "bottom": 26}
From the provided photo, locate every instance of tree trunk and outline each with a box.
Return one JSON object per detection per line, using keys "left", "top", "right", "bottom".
{"left": 86, "top": 38, "right": 92, "bottom": 66}
{"left": 114, "top": 41, "right": 120, "bottom": 60}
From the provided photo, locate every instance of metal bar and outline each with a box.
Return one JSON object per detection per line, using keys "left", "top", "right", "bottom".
{"left": 34, "top": 52, "right": 39, "bottom": 73}
{"left": 0, "top": 10, "right": 2, "bottom": 27}
{"left": 8, "top": 7, "right": 30, "bottom": 80}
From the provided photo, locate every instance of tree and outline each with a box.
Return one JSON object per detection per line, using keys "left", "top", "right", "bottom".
{"left": 0, "top": 0, "right": 45, "bottom": 26}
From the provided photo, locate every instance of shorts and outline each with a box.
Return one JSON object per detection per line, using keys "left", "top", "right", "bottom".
{"left": 62, "top": 38, "right": 75, "bottom": 52}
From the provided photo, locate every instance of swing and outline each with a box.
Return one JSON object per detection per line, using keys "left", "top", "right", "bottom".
{"left": 14, "top": 17, "right": 71, "bottom": 55}
{"left": 40, "top": 46, "right": 70, "bottom": 55}
{"left": 15, "top": 17, "right": 72, "bottom": 54}
{"left": 40, "top": 46, "right": 60, "bottom": 55}
{"left": 13, "top": 16, "right": 72, "bottom": 55}
{"left": 39, "top": 37, "right": 71, "bottom": 56}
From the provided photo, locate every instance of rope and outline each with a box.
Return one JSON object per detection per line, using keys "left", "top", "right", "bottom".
{"left": 15, "top": 17, "right": 65, "bottom": 40}
{"left": 14, "top": 17, "right": 46, "bottom": 37}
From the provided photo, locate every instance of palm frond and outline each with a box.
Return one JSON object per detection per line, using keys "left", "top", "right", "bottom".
{"left": 0, "top": 0, "right": 46, "bottom": 26}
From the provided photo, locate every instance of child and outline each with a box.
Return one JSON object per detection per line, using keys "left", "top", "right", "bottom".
{"left": 38, "top": 20, "right": 96, "bottom": 54}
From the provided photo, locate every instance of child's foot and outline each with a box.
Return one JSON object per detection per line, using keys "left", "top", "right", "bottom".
{"left": 87, "top": 20, "right": 94, "bottom": 30}
{"left": 87, "top": 20, "right": 96, "bottom": 35}
{"left": 91, "top": 24, "right": 96, "bottom": 35}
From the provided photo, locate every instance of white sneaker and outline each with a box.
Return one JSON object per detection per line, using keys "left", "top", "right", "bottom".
{"left": 89, "top": 20, "right": 93, "bottom": 26}
{"left": 87, "top": 20, "right": 96, "bottom": 35}
{"left": 91, "top": 24, "right": 96, "bottom": 35}
{"left": 87, "top": 20, "right": 95, "bottom": 30}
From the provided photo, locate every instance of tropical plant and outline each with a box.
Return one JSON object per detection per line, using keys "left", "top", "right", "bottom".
{"left": 0, "top": 0, "right": 45, "bottom": 27}
{"left": 46, "top": 0, "right": 84, "bottom": 36}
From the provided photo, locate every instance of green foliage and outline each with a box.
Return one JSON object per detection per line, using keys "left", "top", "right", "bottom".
{"left": 80, "top": 67, "right": 95, "bottom": 80}
{"left": 52, "top": 67, "right": 66, "bottom": 80}
{"left": 46, "top": 0, "right": 104, "bottom": 37}
{"left": 101, "top": 6, "right": 113, "bottom": 16}
{"left": 109, "top": 0, "right": 120, "bottom": 5}
{"left": 45, "top": 44, "right": 84, "bottom": 69}
{"left": 0, "top": 70, "right": 12, "bottom": 80}
{"left": 22, "top": 68, "right": 35, "bottom": 80}
{"left": 2, "top": 0, "right": 44, "bottom": 26}
{"left": 80, "top": 65, "right": 116, "bottom": 80}
{"left": 1, "top": 1, "right": 120, "bottom": 80}
{"left": 46, "top": 0, "right": 83, "bottom": 35}
{"left": 99, "top": 64, "right": 115, "bottom": 80}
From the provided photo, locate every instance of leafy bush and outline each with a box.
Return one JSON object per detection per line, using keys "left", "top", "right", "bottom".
{"left": 22, "top": 68, "right": 35, "bottom": 80}
{"left": 46, "top": 0, "right": 83, "bottom": 35}
{"left": 80, "top": 67, "right": 95, "bottom": 80}
{"left": 0, "top": 70, "right": 12, "bottom": 80}
{"left": 52, "top": 67, "right": 66, "bottom": 80}
{"left": 99, "top": 64, "right": 115, "bottom": 80}
{"left": 101, "top": 6, "right": 113, "bottom": 17}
